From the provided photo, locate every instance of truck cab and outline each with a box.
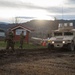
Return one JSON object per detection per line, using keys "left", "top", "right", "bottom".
{"left": 48, "top": 22, "right": 75, "bottom": 51}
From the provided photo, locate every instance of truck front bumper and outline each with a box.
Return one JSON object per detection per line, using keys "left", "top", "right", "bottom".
{"left": 48, "top": 43, "right": 69, "bottom": 50}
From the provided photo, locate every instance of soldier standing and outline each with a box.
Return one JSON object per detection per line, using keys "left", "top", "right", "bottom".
{"left": 5, "top": 30, "right": 14, "bottom": 50}
{"left": 19, "top": 31, "right": 25, "bottom": 49}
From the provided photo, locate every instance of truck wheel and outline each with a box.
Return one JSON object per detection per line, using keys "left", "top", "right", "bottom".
{"left": 68, "top": 42, "right": 74, "bottom": 51}
{"left": 48, "top": 43, "right": 51, "bottom": 50}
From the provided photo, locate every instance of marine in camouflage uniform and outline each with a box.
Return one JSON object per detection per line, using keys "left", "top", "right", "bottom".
{"left": 19, "top": 31, "right": 25, "bottom": 49}
{"left": 5, "top": 31, "right": 14, "bottom": 50}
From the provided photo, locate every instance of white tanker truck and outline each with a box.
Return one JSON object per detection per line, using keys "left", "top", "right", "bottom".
{"left": 48, "top": 22, "right": 75, "bottom": 51}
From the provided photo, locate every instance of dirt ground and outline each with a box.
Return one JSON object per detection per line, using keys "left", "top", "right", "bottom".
{"left": 0, "top": 49, "right": 75, "bottom": 75}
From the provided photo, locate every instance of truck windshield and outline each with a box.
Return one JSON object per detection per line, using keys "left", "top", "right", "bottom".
{"left": 64, "top": 32, "right": 73, "bottom": 36}
{"left": 54, "top": 32, "right": 62, "bottom": 36}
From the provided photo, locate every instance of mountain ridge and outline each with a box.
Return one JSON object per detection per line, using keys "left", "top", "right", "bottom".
{"left": 0, "top": 20, "right": 75, "bottom": 31}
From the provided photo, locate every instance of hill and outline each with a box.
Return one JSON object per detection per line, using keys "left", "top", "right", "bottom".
{"left": 22, "top": 20, "right": 75, "bottom": 38}
{"left": 0, "top": 20, "right": 75, "bottom": 38}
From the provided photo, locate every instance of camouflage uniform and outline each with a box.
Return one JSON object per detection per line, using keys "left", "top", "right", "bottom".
{"left": 5, "top": 31, "right": 14, "bottom": 50}
{"left": 19, "top": 31, "right": 25, "bottom": 49}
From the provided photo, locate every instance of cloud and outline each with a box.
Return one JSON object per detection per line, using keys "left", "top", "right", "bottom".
{"left": 66, "top": 0, "right": 75, "bottom": 4}
{"left": 16, "top": 16, "right": 35, "bottom": 19}
{"left": 0, "top": 0, "right": 75, "bottom": 21}
{"left": 0, "top": 0, "right": 19, "bottom": 8}
{"left": 64, "top": 0, "right": 75, "bottom": 6}
{"left": 46, "top": 6, "right": 75, "bottom": 14}
{"left": 0, "top": 0, "right": 75, "bottom": 14}
{"left": 55, "top": 14, "right": 75, "bottom": 20}
{"left": 0, "top": 0, "right": 45, "bottom": 9}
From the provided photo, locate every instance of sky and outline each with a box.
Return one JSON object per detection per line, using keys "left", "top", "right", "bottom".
{"left": 0, "top": 0, "right": 75, "bottom": 23}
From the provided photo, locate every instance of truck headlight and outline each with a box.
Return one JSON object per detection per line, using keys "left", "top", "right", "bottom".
{"left": 62, "top": 41, "right": 65, "bottom": 44}
{"left": 52, "top": 41, "right": 54, "bottom": 44}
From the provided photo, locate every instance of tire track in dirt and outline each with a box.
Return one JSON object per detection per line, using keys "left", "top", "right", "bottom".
{"left": 0, "top": 48, "right": 75, "bottom": 75}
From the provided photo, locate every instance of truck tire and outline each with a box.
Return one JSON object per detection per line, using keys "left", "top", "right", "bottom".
{"left": 68, "top": 42, "right": 74, "bottom": 51}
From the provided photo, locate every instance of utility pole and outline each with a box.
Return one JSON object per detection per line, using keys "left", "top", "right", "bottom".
{"left": 15, "top": 17, "right": 18, "bottom": 24}
{"left": 62, "top": 5, "right": 64, "bottom": 20}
